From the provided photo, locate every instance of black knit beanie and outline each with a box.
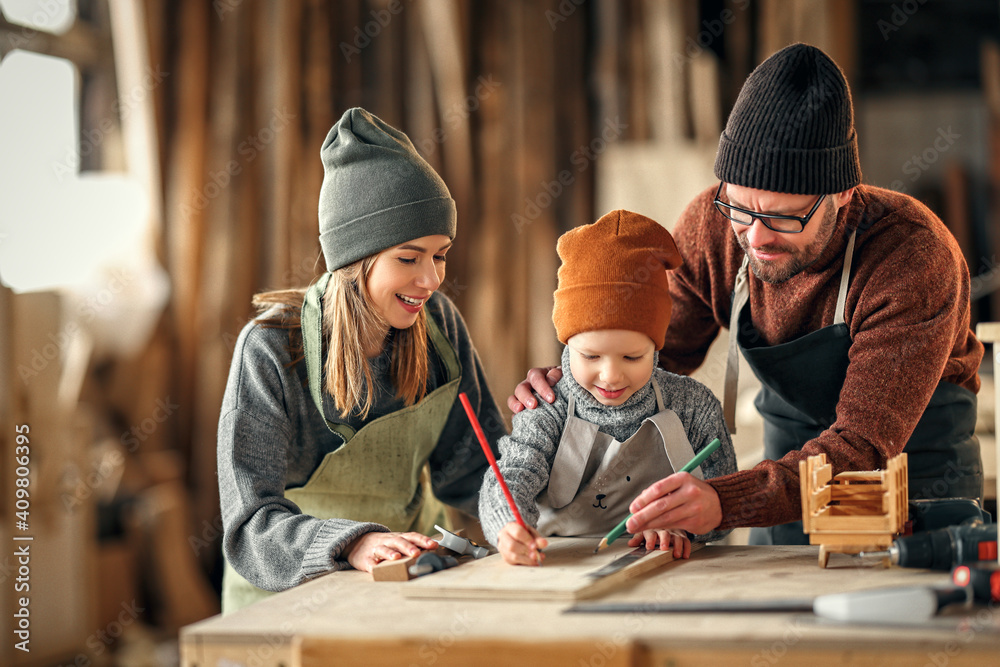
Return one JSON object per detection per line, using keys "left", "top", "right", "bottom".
{"left": 714, "top": 43, "right": 861, "bottom": 195}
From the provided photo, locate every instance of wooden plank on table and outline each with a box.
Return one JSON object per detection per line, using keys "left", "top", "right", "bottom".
{"left": 402, "top": 537, "right": 701, "bottom": 602}
{"left": 297, "top": 637, "right": 637, "bottom": 667}
{"left": 371, "top": 554, "right": 419, "bottom": 582}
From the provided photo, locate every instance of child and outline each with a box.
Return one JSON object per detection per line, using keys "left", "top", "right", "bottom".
{"left": 479, "top": 209, "right": 737, "bottom": 565}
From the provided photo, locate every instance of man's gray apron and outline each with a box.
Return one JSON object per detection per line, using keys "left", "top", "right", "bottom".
{"left": 537, "top": 382, "right": 701, "bottom": 537}
{"left": 723, "top": 230, "right": 982, "bottom": 545}
{"left": 221, "top": 273, "right": 461, "bottom": 612}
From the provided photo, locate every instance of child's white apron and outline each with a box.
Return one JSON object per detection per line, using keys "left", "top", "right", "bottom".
{"left": 537, "top": 382, "right": 701, "bottom": 537}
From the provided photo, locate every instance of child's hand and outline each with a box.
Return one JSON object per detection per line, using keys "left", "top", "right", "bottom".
{"left": 497, "top": 522, "right": 548, "bottom": 566}
{"left": 627, "top": 529, "right": 691, "bottom": 559}
{"left": 344, "top": 531, "right": 438, "bottom": 572}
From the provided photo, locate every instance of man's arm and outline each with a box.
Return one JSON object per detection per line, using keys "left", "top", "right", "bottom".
{"left": 709, "top": 219, "right": 982, "bottom": 529}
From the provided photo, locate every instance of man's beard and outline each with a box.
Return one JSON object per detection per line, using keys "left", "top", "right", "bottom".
{"left": 736, "top": 203, "right": 838, "bottom": 284}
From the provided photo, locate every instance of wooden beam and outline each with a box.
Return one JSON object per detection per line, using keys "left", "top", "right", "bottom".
{"left": 108, "top": 0, "right": 164, "bottom": 235}
{"left": 0, "top": 9, "right": 110, "bottom": 67}
{"left": 164, "top": 0, "right": 209, "bottom": 477}
{"left": 982, "top": 41, "right": 1000, "bottom": 320}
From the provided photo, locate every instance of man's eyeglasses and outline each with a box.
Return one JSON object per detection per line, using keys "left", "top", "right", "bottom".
{"left": 713, "top": 182, "right": 826, "bottom": 234}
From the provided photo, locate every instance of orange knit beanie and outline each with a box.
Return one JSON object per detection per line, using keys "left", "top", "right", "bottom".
{"left": 552, "top": 209, "right": 682, "bottom": 348}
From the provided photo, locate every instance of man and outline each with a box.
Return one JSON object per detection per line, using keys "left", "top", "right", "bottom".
{"left": 512, "top": 43, "right": 984, "bottom": 545}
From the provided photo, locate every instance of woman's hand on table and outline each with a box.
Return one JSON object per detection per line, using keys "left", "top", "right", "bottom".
{"left": 344, "top": 531, "right": 439, "bottom": 572}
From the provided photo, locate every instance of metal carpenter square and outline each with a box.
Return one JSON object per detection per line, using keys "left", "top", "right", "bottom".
{"left": 586, "top": 547, "right": 649, "bottom": 579}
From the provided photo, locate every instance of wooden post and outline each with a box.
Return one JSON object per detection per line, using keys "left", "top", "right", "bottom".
{"left": 977, "top": 320, "right": 1000, "bottom": 567}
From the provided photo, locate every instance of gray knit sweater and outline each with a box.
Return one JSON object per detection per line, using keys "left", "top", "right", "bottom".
{"left": 218, "top": 291, "right": 505, "bottom": 592}
{"left": 479, "top": 346, "right": 736, "bottom": 545}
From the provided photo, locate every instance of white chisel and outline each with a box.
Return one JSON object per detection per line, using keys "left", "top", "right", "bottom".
{"left": 567, "top": 584, "right": 971, "bottom": 623}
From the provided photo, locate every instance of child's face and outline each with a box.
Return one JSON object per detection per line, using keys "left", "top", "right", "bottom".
{"left": 567, "top": 330, "right": 656, "bottom": 407}
{"left": 366, "top": 235, "right": 451, "bottom": 330}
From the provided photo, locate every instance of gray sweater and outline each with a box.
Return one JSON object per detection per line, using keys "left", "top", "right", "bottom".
{"left": 218, "top": 291, "right": 504, "bottom": 592}
{"left": 479, "top": 345, "right": 736, "bottom": 545}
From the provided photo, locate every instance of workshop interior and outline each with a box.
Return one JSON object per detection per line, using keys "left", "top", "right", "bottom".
{"left": 1, "top": 0, "right": 999, "bottom": 665}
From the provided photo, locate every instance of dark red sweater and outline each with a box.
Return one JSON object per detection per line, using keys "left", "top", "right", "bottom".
{"left": 661, "top": 184, "right": 984, "bottom": 529}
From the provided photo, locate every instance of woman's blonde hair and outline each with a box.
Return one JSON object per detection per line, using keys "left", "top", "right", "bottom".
{"left": 252, "top": 255, "right": 429, "bottom": 420}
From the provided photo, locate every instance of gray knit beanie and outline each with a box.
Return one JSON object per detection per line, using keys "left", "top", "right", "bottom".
{"left": 714, "top": 43, "right": 861, "bottom": 195}
{"left": 318, "top": 108, "right": 457, "bottom": 271}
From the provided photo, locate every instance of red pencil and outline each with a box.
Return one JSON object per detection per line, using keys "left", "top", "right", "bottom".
{"left": 458, "top": 392, "right": 540, "bottom": 562}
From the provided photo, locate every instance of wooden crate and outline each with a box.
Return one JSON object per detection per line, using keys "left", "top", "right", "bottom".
{"left": 800, "top": 453, "right": 908, "bottom": 567}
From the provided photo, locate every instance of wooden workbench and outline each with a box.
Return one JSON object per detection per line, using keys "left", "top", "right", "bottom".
{"left": 180, "top": 544, "right": 1000, "bottom": 666}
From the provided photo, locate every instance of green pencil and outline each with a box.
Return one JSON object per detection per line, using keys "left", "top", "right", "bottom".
{"left": 594, "top": 437, "right": 721, "bottom": 552}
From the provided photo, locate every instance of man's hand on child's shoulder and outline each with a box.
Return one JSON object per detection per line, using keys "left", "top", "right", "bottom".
{"left": 508, "top": 366, "right": 562, "bottom": 413}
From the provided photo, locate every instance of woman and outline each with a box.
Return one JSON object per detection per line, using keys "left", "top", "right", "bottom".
{"left": 218, "top": 108, "right": 505, "bottom": 612}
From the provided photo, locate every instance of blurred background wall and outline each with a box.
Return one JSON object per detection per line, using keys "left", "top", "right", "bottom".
{"left": 1, "top": 0, "right": 998, "bottom": 664}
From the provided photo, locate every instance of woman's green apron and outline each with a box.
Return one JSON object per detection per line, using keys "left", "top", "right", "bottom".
{"left": 723, "top": 230, "right": 982, "bottom": 545}
{"left": 222, "top": 273, "right": 462, "bottom": 612}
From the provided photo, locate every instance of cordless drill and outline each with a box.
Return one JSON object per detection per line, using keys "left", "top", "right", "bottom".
{"left": 862, "top": 519, "right": 997, "bottom": 570}
{"left": 952, "top": 563, "right": 1000, "bottom": 604}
